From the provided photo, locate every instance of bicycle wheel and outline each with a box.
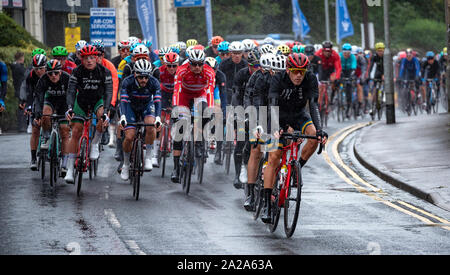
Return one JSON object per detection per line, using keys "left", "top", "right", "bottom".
{"left": 253, "top": 156, "right": 266, "bottom": 221}
{"left": 77, "top": 138, "right": 87, "bottom": 197}
{"left": 269, "top": 178, "right": 281, "bottom": 233}
{"left": 284, "top": 162, "right": 303, "bottom": 238}
{"left": 197, "top": 143, "right": 205, "bottom": 185}
{"left": 161, "top": 125, "right": 168, "bottom": 178}
{"left": 134, "top": 139, "right": 142, "bottom": 201}
{"left": 49, "top": 133, "right": 58, "bottom": 188}
{"left": 225, "top": 143, "right": 231, "bottom": 174}
{"left": 40, "top": 150, "right": 46, "bottom": 180}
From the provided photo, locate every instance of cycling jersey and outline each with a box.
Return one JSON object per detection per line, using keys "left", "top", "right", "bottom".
{"left": 20, "top": 69, "right": 41, "bottom": 108}
{"left": 232, "top": 67, "right": 253, "bottom": 107}
{"left": 62, "top": 60, "right": 77, "bottom": 75}
{"left": 215, "top": 69, "right": 227, "bottom": 114}
{"left": 101, "top": 58, "right": 119, "bottom": 107}
{"left": 339, "top": 53, "right": 357, "bottom": 72}
{"left": 308, "top": 55, "right": 321, "bottom": 76}
{"left": 219, "top": 58, "right": 248, "bottom": 104}
{"left": 0, "top": 61, "right": 7, "bottom": 101}
{"left": 315, "top": 48, "right": 342, "bottom": 80}
{"left": 118, "top": 56, "right": 132, "bottom": 79}
{"left": 399, "top": 57, "right": 420, "bottom": 80}
{"left": 120, "top": 74, "right": 161, "bottom": 128}
{"left": 111, "top": 55, "right": 123, "bottom": 69}
{"left": 268, "top": 70, "right": 321, "bottom": 132}
{"left": 67, "top": 64, "right": 113, "bottom": 114}
{"left": 367, "top": 54, "right": 384, "bottom": 80}
{"left": 355, "top": 55, "right": 368, "bottom": 79}
{"left": 243, "top": 70, "right": 264, "bottom": 108}
{"left": 439, "top": 56, "right": 447, "bottom": 73}
{"left": 34, "top": 71, "right": 70, "bottom": 117}
{"left": 421, "top": 60, "right": 440, "bottom": 80}
{"left": 173, "top": 63, "right": 215, "bottom": 108}
{"left": 157, "top": 65, "right": 175, "bottom": 93}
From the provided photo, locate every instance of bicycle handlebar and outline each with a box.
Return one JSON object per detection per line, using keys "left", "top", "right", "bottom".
{"left": 281, "top": 131, "right": 324, "bottom": 155}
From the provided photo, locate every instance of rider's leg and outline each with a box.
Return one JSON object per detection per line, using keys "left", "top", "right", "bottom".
{"left": 299, "top": 123, "right": 318, "bottom": 167}
{"left": 121, "top": 127, "right": 136, "bottom": 180}
{"left": 244, "top": 143, "right": 262, "bottom": 211}
{"left": 144, "top": 115, "right": 157, "bottom": 170}
{"left": 261, "top": 149, "right": 282, "bottom": 223}
{"left": 59, "top": 124, "right": 70, "bottom": 169}
{"left": 89, "top": 106, "right": 105, "bottom": 160}
{"left": 64, "top": 122, "right": 83, "bottom": 182}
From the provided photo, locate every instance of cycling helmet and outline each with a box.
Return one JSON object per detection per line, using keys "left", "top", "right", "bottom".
{"left": 141, "top": 39, "right": 153, "bottom": 49}
{"left": 242, "top": 39, "right": 256, "bottom": 52}
{"left": 342, "top": 43, "right": 352, "bottom": 52}
{"left": 170, "top": 45, "right": 181, "bottom": 55}
{"left": 260, "top": 53, "right": 275, "bottom": 70}
{"left": 277, "top": 44, "right": 291, "bottom": 55}
{"left": 259, "top": 44, "right": 274, "bottom": 55}
{"left": 218, "top": 41, "right": 230, "bottom": 53}
{"left": 158, "top": 47, "right": 172, "bottom": 57}
{"left": 52, "top": 46, "right": 68, "bottom": 57}
{"left": 229, "top": 41, "right": 245, "bottom": 52}
{"left": 46, "top": 59, "right": 62, "bottom": 71}
{"left": 32, "top": 48, "right": 47, "bottom": 57}
{"left": 134, "top": 59, "right": 152, "bottom": 76}
{"left": 426, "top": 51, "right": 435, "bottom": 59}
{"left": 263, "top": 37, "right": 275, "bottom": 45}
{"left": 351, "top": 45, "right": 358, "bottom": 54}
{"left": 287, "top": 53, "right": 309, "bottom": 69}
{"left": 32, "top": 54, "right": 47, "bottom": 68}
{"left": 186, "top": 39, "right": 198, "bottom": 47}
{"left": 356, "top": 47, "right": 363, "bottom": 54}
{"left": 292, "top": 45, "right": 301, "bottom": 54}
{"left": 205, "top": 57, "right": 218, "bottom": 70}
{"left": 164, "top": 52, "right": 180, "bottom": 65}
{"left": 271, "top": 55, "right": 286, "bottom": 71}
{"left": 132, "top": 44, "right": 150, "bottom": 57}
{"left": 193, "top": 44, "right": 205, "bottom": 51}
{"left": 177, "top": 41, "right": 187, "bottom": 51}
{"left": 91, "top": 40, "right": 105, "bottom": 53}
{"left": 188, "top": 49, "right": 206, "bottom": 63}
{"left": 406, "top": 48, "right": 413, "bottom": 54}
{"left": 128, "top": 36, "right": 141, "bottom": 46}
{"left": 80, "top": 45, "right": 99, "bottom": 57}
{"left": 211, "top": 36, "right": 224, "bottom": 46}
{"left": 185, "top": 46, "right": 195, "bottom": 58}
{"left": 304, "top": 44, "right": 315, "bottom": 56}
{"left": 375, "top": 42, "right": 385, "bottom": 50}
{"left": 118, "top": 40, "right": 130, "bottom": 50}
{"left": 75, "top": 40, "right": 87, "bottom": 52}
{"left": 322, "top": 40, "right": 333, "bottom": 49}
{"left": 247, "top": 50, "right": 261, "bottom": 65}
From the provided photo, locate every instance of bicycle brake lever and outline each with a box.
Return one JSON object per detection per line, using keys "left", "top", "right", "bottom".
{"left": 317, "top": 142, "right": 324, "bottom": 155}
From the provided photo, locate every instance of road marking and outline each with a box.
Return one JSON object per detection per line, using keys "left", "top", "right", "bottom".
{"left": 104, "top": 209, "right": 121, "bottom": 228}
{"left": 324, "top": 123, "right": 450, "bottom": 232}
{"left": 125, "top": 240, "right": 147, "bottom": 255}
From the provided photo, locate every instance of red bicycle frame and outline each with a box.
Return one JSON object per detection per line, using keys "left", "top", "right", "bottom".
{"left": 275, "top": 139, "right": 300, "bottom": 207}
{"left": 159, "top": 109, "right": 172, "bottom": 153}
{"left": 75, "top": 118, "right": 91, "bottom": 173}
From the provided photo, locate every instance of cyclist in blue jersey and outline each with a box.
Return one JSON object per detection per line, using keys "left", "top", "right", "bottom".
{"left": 399, "top": 48, "right": 422, "bottom": 107}
{"left": 339, "top": 43, "right": 357, "bottom": 118}
{"left": 0, "top": 60, "right": 8, "bottom": 135}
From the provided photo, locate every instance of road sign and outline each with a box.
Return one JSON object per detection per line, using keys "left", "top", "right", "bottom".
{"left": 68, "top": 13, "right": 77, "bottom": 24}
{"left": 65, "top": 27, "right": 81, "bottom": 53}
{"left": 90, "top": 8, "right": 116, "bottom": 47}
{"left": 174, "top": 0, "right": 204, "bottom": 8}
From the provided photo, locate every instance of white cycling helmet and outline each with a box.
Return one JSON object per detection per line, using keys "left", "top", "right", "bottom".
{"left": 158, "top": 47, "right": 172, "bottom": 57}
{"left": 205, "top": 57, "right": 218, "bottom": 69}
{"left": 270, "top": 55, "right": 286, "bottom": 71}
{"left": 75, "top": 40, "right": 88, "bottom": 52}
{"left": 259, "top": 44, "right": 274, "bottom": 55}
{"left": 132, "top": 44, "right": 149, "bottom": 56}
{"left": 134, "top": 59, "right": 153, "bottom": 75}
{"left": 242, "top": 39, "right": 256, "bottom": 52}
{"left": 263, "top": 37, "right": 275, "bottom": 45}
{"left": 177, "top": 41, "right": 187, "bottom": 51}
{"left": 228, "top": 41, "right": 245, "bottom": 53}
{"left": 260, "top": 53, "right": 275, "bottom": 70}
{"left": 314, "top": 44, "right": 322, "bottom": 52}
{"left": 351, "top": 45, "right": 358, "bottom": 55}
{"left": 128, "top": 36, "right": 141, "bottom": 46}
{"left": 188, "top": 49, "right": 206, "bottom": 63}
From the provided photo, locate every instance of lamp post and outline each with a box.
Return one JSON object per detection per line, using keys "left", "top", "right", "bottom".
{"left": 383, "top": 0, "right": 395, "bottom": 124}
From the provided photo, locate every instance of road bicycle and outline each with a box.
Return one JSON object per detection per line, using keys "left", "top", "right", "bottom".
{"left": 158, "top": 108, "right": 172, "bottom": 178}
{"left": 370, "top": 79, "right": 385, "bottom": 120}
{"left": 402, "top": 80, "right": 420, "bottom": 116}
{"left": 318, "top": 81, "right": 332, "bottom": 128}
{"left": 42, "top": 114, "right": 66, "bottom": 189}
{"left": 425, "top": 78, "right": 439, "bottom": 114}
{"left": 265, "top": 131, "right": 323, "bottom": 238}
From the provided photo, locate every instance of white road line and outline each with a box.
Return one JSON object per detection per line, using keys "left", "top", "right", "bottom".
{"left": 104, "top": 209, "right": 121, "bottom": 228}
{"left": 125, "top": 240, "right": 147, "bottom": 255}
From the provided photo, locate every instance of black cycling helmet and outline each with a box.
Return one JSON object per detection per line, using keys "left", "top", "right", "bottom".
{"left": 46, "top": 59, "right": 62, "bottom": 71}
{"left": 322, "top": 40, "right": 333, "bottom": 49}
{"left": 304, "top": 44, "right": 315, "bottom": 56}
{"left": 247, "top": 49, "right": 261, "bottom": 65}
{"left": 32, "top": 54, "right": 47, "bottom": 68}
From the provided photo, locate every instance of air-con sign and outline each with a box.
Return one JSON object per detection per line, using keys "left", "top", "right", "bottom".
{"left": 90, "top": 8, "right": 116, "bottom": 47}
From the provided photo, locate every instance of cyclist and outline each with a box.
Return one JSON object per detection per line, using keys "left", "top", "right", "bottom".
{"left": 439, "top": 47, "right": 447, "bottom": 80}
{"left": 399, "top": 48, "right": 421, "bottom": 108}
{"left": 170, "top": 49, "right": 215, "bottom": 183}
{"left": 33, "top": 59, "right": 71, "bottom": 173}
{"left": 366, "top": 42, "right": 385, "bottom": 115}
{"left": 0, "top": 59, "right": 7, "bottom": 135}
{"left": 51, "top": 46, "right": 77, "bottom": 75}
{"left": 111, "top": 40, "right": 131, "bottom": 69}
{"left": 261, "top": 53, "right": 327, "bottom": 223}
{"left": 19, "top": 54, "right": 47, "bottom": 170}
{"left": 339, "top": 43, "right": 357, "bottom": 118}
{"left": 242, "top": 39, "right": 257, "bottom": 60}
{"left": 117, "top": 38, "right": 143, "bottom": 80}
{"left": 354, "top": 47, "right": 368, "bottom": 114}
{"left": 316, "top": 40, "right": 342, "bottom": 106}
{"left": 119, "top": 59, "right": 161, "bottom": 180}
{"left": 122, "top": 44, "right": 159, "bottom": 81}
{"left": 152, "top": 52, "right": 180, "bottom": 167}
{"left": 64, "top": 45, "right": 113, "bottom": 183}
{"left": 231, "top": 50, "right": 261, "bottom": 189}
{"left": 215, "top": 41, "right": 230, "bottom": 66}
{"left": 206, "top": 36, "right": 224, "bottom": 58}
{"left": 304, "top": 44, "right": 321, "bottom": 77}
{"left": 421, "top": 51, "right": 441, "bottom": 111}
{"left": 243, "top": 53, "right": 274, "bottom": 211}
{"left": 68, "top": 40, "right": 87, "bottom": 66}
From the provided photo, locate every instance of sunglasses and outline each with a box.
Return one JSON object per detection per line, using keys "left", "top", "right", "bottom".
{"left": 136, "top": 75, "right": 149, "bottom": 80}
{"left": 47, "top": 71, "right": 61, "bottom": 76}
{"left": 288, "top": 68, "right": 307, "bottom": 75}
{"left": 190, "top": 62, "right": 204, "bottom": 67}
{"left": 167, "top": 64, "right": 178, "bottom": 68}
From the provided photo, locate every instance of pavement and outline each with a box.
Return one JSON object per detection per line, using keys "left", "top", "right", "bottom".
{"left": 354, "top": 113, "right": 450, "bottom": 212}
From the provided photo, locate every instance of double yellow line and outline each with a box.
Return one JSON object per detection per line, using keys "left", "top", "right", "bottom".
{"left": 322, "top": 123, "right": 450, "bottom": 231}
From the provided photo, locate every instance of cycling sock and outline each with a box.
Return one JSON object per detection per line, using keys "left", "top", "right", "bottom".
{"left": 62, "top": 155, "right": 69, "bottom": 168}
{"left": 153, "top": 140, "right": 160, "bottom": 151}
{"left": 31, "top": 150, "right": 37, "bottom": 161}
{"left": 92, "top": 131, "right": 101, "bottom": 145}
{"left": 173, "top": 156, "right": 180, "bottom": 169}
{"left": 300, "top": 158, "right": 307, "bottom": 167}
{"left": 124, "top": 152, "right": 130, "bottom": 166}
{"left": 145, "top": 144, "right": 153, "bottom": 159}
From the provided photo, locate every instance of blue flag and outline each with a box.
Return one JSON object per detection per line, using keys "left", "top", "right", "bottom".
{"left": 292, "top": 0, "right": 310, "bottom": 40}
{"left": 205, "top": 0, "right": 213, "bottom": 42}
{"left": 136, "top": 0, "right": 158, "bottom": 49}
{"left": 336, "top": 0, "right": 354, "bottom": 44}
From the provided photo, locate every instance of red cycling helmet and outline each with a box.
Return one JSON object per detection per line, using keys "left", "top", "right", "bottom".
{"left": 80, "top": 45, "right": 99, "bottom": 57}
{"left": 211, "top": 36, "right": 224, "bottom": 46}
{"left": 193, "top": 44, "right": 205, "bottom": 51}
{"left": 287, "top": 53, "right": 309, "bottom": 69}
{"left": 164, "top": 52, "right": 180, "bottom": 65}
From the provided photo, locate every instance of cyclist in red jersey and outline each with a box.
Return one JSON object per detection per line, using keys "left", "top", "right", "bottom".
{"left": 171, "top": 49, "right": 215, "bottom": 183}
{"left": 316, "top": 41, "right": 342, "bottom": 104}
